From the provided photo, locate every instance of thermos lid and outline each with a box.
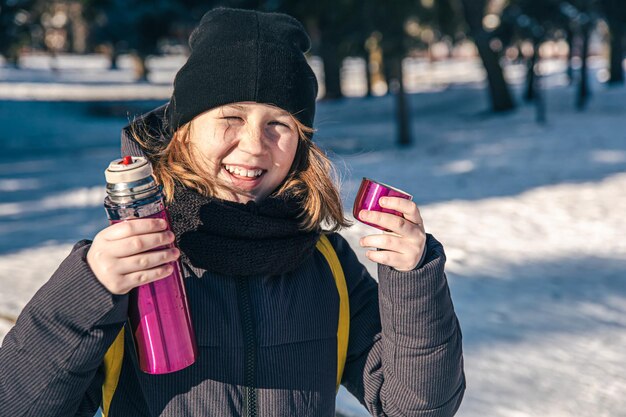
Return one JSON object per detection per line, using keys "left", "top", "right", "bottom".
{"left": 105, "top": 156, "right": 153, "bottom": 185}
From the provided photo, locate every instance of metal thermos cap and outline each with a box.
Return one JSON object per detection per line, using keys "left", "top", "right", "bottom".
{"left": 105, "top": 156, "right": 161, "bottom": 204}
{"left": 105, "top": 156, "right": 153, "bottom": 184}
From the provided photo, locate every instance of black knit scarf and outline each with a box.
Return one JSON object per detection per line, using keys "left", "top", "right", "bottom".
{"left": 167, "top": 184, "right": 320, "bottom": 277}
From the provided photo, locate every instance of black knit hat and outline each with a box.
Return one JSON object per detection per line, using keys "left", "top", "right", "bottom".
{"left": 168, "top": 7, "right": 318, "bottom": 131}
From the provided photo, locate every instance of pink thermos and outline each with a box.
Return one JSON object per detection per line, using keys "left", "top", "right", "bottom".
{"left": 104, "top": 156, "right": 197, "bottom": 374}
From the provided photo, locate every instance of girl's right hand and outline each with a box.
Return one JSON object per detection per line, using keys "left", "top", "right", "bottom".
{"left": 86, "top": 218, "right": 180, "bottom": 295}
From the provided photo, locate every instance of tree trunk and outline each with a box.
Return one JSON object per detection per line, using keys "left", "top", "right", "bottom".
{"left": 319, "top": 39, "right": 343, "bottom": 99}
{"left": 524, "top": 43, "right": 537, "bottom": 102}
{"left": 607, "top": 19, "right": 625, "bottom": 84}
{"left": 565, "top": 27, "right": 574, "bottom": 84}
{"left": 602, "top": 0, "right": 625, "bottom": 84}
{"left": 474, "top": 32, "right": 515, "bottom": 111}
{"left": 387, "top": 55, "right": 412, "bottom": 146}
{"left": 133, "top": 53, "right": 149, "bottom": 82}
{"left": 5, "top": 55, "right": 19, "bottom": 68}
{"left": 534, "top": 63, "right": 545, "bottom": 124}
{"left": 50, "top": 51, "right": 59, "bottom": 73}
{"left": 3, "top": 47, "right": 20, "bottom": 68}
{"left": 109, "top": 45, "right": 119, "bottom": 70}
{"left": 577, "top": 25, "right": 591, "bottom": 110}
{"left": 364, "top": 53, "right": 373, "bottom": 97}
{"left": 459, "top": 0, "right": 515, "bottom": 112}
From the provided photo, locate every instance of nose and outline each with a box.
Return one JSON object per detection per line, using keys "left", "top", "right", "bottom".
{"left": 238, "top": 124, "right": 266, "bottom": 155}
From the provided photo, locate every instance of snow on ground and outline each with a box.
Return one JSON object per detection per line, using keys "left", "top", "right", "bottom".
{"left": 1, "top": 55, "right": 625, "bottom": 417}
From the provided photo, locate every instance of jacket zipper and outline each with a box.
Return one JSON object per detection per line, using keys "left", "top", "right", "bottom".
{"left": 236, "top": 276, "right": 257, "bottom": 417}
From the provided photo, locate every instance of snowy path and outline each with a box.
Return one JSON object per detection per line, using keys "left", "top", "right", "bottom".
{"left": 1, "top": 58, "right": 626, "bottom": 416}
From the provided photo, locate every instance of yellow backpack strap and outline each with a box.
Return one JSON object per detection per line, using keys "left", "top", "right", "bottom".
{"left": 101, "top": 327, "right": 125, "bottom": 417}
{"left": 316, "top": 234, "right": 350, "bottom": 392}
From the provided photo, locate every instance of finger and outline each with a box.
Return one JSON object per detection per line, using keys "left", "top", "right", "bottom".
{"left": 360, "top": 233, "right": 406, "bottom": 253}
{"left": 101, "top": 218, "right": 169, "bottom": 241}
{"left": 115, "top": 247, "right": 180, "bottom": 275}
{"left": 122, "top": 263, "right": 177, "bottom": 292}
{"left": 106, "top": 231, "right": 176, "bottom": 258}
{"left": 378, "top": 197, "right": 423, "bottom": 225}
{"left": 361, "top": 233, "right": 425, "bottom": 270}
{"left": 365, "top": 249, "right": 417, "bottom": 271}
{"left": 359, "top": 210, "right": 416, "bottom": 235}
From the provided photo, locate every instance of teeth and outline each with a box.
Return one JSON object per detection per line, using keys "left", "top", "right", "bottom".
{"left": 224, "top": 165, "right": 263, "bottom": 178}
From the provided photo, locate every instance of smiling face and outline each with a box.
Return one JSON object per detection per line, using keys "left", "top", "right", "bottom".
{"left": 187, "top": 102, "right": 300, "bottom": 203}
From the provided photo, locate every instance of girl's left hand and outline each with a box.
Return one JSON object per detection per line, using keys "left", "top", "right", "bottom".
{"left": 358, "top": 197, "right": 426, "bottom": 272}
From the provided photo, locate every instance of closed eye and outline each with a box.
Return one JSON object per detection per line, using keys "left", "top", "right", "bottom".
{"left": 219, "top": 116, "right": 245, "bottom": 127}
{"left": 268, "top": 120, "right": 291, "bottom": 128}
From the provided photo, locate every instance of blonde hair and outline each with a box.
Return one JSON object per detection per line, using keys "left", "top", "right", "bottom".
{"left": 130, "top": 112, "right": 350, "bottom": 232}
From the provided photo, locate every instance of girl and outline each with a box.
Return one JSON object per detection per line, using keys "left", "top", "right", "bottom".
{"left": 0, "top": 7, "right": 465, "bottom": 417}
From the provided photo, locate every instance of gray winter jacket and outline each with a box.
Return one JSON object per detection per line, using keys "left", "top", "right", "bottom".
{"left": 0, "top": 230, "right": 464, "bottom": 417}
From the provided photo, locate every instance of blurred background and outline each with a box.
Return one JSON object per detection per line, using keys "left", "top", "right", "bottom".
{"left": 1, "top": 1, "right": 625, "bottom": 416}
